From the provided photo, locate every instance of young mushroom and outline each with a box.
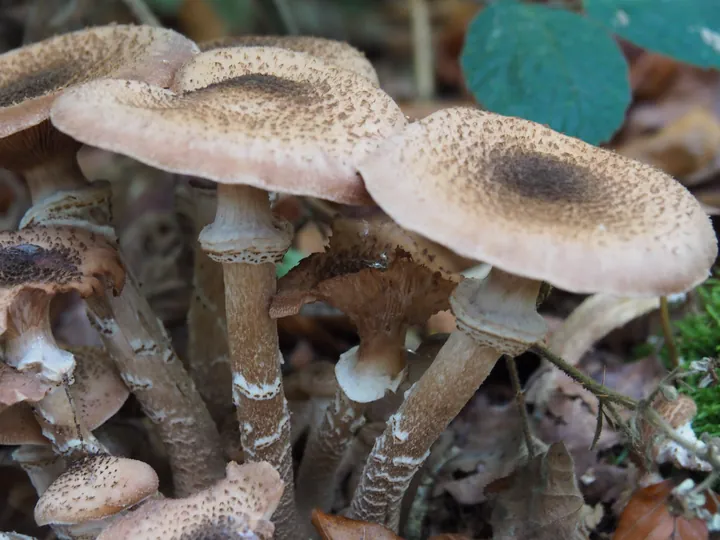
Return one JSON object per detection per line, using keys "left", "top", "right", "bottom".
{"left": 348, "top": 107, "right": 717, "bottom": 527}
{"left": 35, "top": 455, "right": 159, "bottom": 538}
{"left": 97, "top": 461, "right": 284, "bottom": 540}
{"left": 0, "top": 24, "right": 226, "bottom": 496}
{"left": 0, "top": 226, "right": 124, "bottom": 459}
{"left": 176, "top": 35, "right": 380, "bottom": 427}
{"left": 50, "top": 45, "right": 406, "bottom": 536}
{"left": 270, "top": 217, "right": 457, "bottom": 518}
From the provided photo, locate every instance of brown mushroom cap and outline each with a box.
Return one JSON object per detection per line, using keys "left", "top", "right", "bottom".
{"left": 96, "top": 461, "right": 283, "bottom": 540}
{"left": 200, "top": 35, "right": 379, "bottom": 85}
{"left": 0, "top": 402, "right": 47, "bottom": 445}
{"left": 51, "top": 47, "right": 406, "bottom": 205}
{"left": 0, "top": 226, "right": 125, "bottom": 335}
{"left": 0, "top": 361, "right": 52, "bottom": 407}
{"left": 359, "top": 107, "right": 718, "bottom": 296}
{"left": 34, "top": 455, "right": 159, "bottom": 526}
{"left": 0, "top": 24, "right": 198, "bottom": 139}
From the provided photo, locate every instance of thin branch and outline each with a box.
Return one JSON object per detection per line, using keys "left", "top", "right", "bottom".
{"left": 660, "top": 296, "right": 680, "bottom": 368}
{"left": 409, "top": 0, "right": 435, "bottom": 100}
{"left": 504, "top": 355, "right": 536, "bottom": 456}
{"left": 530, "top": 344, "right": 638, "bottom": 410}
{"left": 122, "top": 0, "right": 162, "bottom": 26}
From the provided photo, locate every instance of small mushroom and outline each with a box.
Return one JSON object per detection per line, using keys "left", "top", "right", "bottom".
{"left": 35, "top": 455, "right": 159, "bottom": 538}
{"left": 51, "top": 44, "right": 406, "bottom": 534}
{"left": 348, "top": 107, "right": 717, "bottom": 527}
{"left": 0, "top": 25, "right": 225, "bottom": 497}
{"left": 271, "top": 217, "right": 456, "bottom": 517}
{"left": 200, "top": 35, "right": 379, "bottom": 85}
{"left": 96, "top": 461, "right": 284, "bottom": 540}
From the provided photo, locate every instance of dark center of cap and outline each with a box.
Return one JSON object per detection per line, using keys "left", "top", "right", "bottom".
{"left": 0, "top": 63, "right": 76, "bottom": 108}
{"left": 189, "top": 73, "right": 315, "bottom": 105}
{"left": 0, "top": 243, "right": 81, "bottom": 286}
{"left": 490, "top": 149, "right": 599, "bottom": 204}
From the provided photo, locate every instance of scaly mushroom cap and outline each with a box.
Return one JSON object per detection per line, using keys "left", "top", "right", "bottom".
{"left": 0, "top": 402, "right": 46, "bottom": 445}
{"left": 34, "top": 455, "right": 159, "bottom": 525}
{"left": 51, "top": 47, "right": 406, "bottom": 205}
{"left": 271, "top": 217, "right": 458, "bottom": 335}
{"left": 96, "top": 461, "right": 284, "bottom": 540}
{"left": 0, "top": 361, "right": 52, "bottom": 407}
{"left": 359, "top": 107, "right": 718, "bottom": 296}
{"left": 0, "top": 24, "right": 197, "bottom": 139}
{"left": 200, "top": 35, "right": 379, "bottom": 85}
{"left": 0, "top": 226, "right": 125, "bottom": 335}
{"left": 66, "top": 346, "right": 129, "bottom": 430}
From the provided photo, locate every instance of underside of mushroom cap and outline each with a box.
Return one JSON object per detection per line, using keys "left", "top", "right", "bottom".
{"left": 34, "top": 455, "right": 159, "bottom": 525}
{"left": 0, "top": 226, "right": 125, "bottom": 335}
{"left": 50, "top": 47, "right": 406, "bottom": 205}
{"left": 0, "top": 402, "right": 47, "bottom": 445}
{"left": 200, "top": 35, "right": 379, "bottom": 85}
{"left": 0, "top": 24, "right": 198, "bottom": 139}
{"left": 359, "top": 107, "right": 718, "bottom": 296}
{"left": 96, "top": 461, "right": 283, "bottom": 540}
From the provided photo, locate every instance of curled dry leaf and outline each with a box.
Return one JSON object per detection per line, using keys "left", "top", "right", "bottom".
{"left": 311, "top": 510, "right": 402, "bottom": 540}
{"left": 615, "top": 480, "right": 709, "bottom": 540}
{"left": 486, "top": 442, "right": 591, "bottom": 540}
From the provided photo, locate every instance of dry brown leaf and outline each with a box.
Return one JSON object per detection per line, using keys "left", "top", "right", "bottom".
{"left": 614, "top": 480, "right": 709, "bottom": 540}
{"left": 487, "top": 442, "right": 589, "bottom": 540}
{"left": 311, "top": 510, "right": 402, "bottom": 539}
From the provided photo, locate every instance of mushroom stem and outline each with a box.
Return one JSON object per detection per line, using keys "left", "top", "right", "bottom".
{"left": 349, "top": 272, "right": 546, "bottom": 528}
{"left": 19, "top": 149, "right": 226, "bottom": 496}
{"left": 349, "top": 331, "right": 495, "bottom": 525}
{"left": 85, "top": 276, "right": 225, "bottom": 496}
{"left": 12, "top": 444, "right": 66, "bottom": 495}
{"left": 181, "top": 184, "right": 231, "bottom": 424}
{"left": 199, "top": 183, "right": 298, "bottom": 536}
{"left": 296, "top": 386, "right": 365, "bottom": 518}
{"left": 3, "top": 290, "right": 74, "bottom": 384}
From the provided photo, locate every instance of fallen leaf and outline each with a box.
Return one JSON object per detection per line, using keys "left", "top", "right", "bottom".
{"left": 311, "top": 510, "right": 402, "bottom": 540}
{"left": 487, "top": 442, "right": 590, "bottom": 540}
{"left": 614, "top": 480, "right": 708, "bottom": 540}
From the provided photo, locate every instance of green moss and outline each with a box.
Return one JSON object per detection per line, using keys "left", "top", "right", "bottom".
{"left": 667, "top": 278, "right": 720, "bottom": 437}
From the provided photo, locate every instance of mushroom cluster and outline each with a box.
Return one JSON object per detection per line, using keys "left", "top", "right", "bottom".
{"left": 0, "top": 21, "right": 715, "bottom": 540}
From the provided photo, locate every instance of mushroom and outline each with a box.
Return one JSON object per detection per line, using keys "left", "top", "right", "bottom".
{"left": 0, "top": 361, "right": 52, "bottom": 408}
{"left": 177, "top": 35, "right": 380, "bottom": 427}
{"left": 96, "top": 461, "right": 284, "bottom": 540}
{"left": 270, "top": 217, "right": 456, "bottom": 517}
{"left": 200, "top": 35, "right": 379, "bottom": 85}
{"left": 35, "top": 455, "right": 159, "bottom": 538}
{"left": 11, "top": 444, "right": 66, "bottom": 496}
{"left": 50, "top": 45, "right": 406, "bottom": 535}
{"left": 0, "top": 227, "right": 124, "bottom": 458}
{"left": 0, "top": 24, "right": 226, "bottom": 496}
{"left": 348, "top": 107, "right": 717, "bottom": 526}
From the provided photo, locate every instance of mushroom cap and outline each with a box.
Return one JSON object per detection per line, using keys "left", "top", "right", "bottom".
{"left": 51, "top": 47, "right": 406, "bottom": 205}
{"left": 0, "top": 24, "right": 198, "bottom": 139}
{"left": 0, "top": 402, "right": 47, "bottom": 445}
{"left": 96, "top": 461, "right": 283, "bottom": 540}
{"left": 0, "top": 226, "right": 125, "bottom": 335}
{"left": 0, "top": 361, "right": 52, "bottom": 407}
{"left": 359, "top": 107, "right": 718, "bottom": 296}
{"left": 200, "top": 35, "right": 379, "bottom": 85}
{"left": 66, "top": 346, "right": 129, "bottom": 430}
{"left": 270, "top": 217, "right": 458, "bottom": 339}
{"left": 34, "top": 455, "right": 159, "bottom": 525}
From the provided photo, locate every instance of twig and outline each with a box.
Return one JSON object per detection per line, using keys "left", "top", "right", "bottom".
{"left": 530, "top": 344, "right": 638, "bottom": 410}
{"left": 273, "top": 0, "right": 299, "bottom": 35}
{"left": 660, "top": 296, "right": 680, "bottom": 368}
{"left": 122, "top": 0, "right": 162, "bottom": 27}
{"left": 409, "top": 0, "right": 435, "bottom": 100}
{"left": 644, "top": 408, "right": 720, "bottom": 470}
{"left": 505, "top": 355, "right": 535, "bottom": 456}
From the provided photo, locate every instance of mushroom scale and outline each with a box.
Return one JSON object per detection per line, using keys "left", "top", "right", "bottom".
{"left": 359, "top": 107, "right": 718, "bottom": 296}
{"left": 200, "top": 35, "right": 379, "bottom": 85}
{"left": 51, "top": 46, "right": 406, "bottom": 205}
{"left": 0, "top": 24, "right": 198, "bottom": 138}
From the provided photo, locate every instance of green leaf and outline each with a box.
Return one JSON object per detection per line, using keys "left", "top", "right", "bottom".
{"left": 276, "top": 248, "right": 306, "bottom": 278}
{"left": 461, "top": 1, "right": 630, "bottom": 145}
{"left": 584, "top": 0, "right": 720, "bottom": 69}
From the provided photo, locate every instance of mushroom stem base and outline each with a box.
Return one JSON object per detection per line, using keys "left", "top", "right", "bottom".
{"left": 296, "top": 388, "right": 365, "bottom": 519}
{"left": 348, "top": 331, "right": 500, "bottom": 528}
